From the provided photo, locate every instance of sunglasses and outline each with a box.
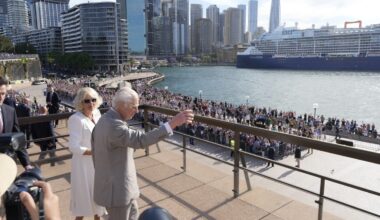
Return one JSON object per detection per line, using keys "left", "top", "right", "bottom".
{"left": 83, "top": 98, "right": 97, "bottom": 104}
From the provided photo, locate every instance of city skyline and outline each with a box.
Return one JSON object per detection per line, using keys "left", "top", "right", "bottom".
{"left": 69, "top": 0, "right": 380, "bottom": 30}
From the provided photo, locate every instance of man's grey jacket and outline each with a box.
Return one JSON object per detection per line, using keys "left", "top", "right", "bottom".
{"left": 91, "top": 108, "right": 170, "bottom": 207}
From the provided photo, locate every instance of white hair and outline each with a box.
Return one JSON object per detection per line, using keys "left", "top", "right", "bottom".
{"left": 112, "top": 87, "right": 138, "bottom": 107}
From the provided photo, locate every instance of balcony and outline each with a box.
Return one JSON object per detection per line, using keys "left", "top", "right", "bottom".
{"left": 17, "top": 105, "right": 380, "bottom": 220}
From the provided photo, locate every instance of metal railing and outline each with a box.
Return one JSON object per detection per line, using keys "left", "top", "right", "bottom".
{"left": 18, "top": 104, "right": 380, "bottom": 220}
{"left": 141, "top": 105, "right": 380, "bottom": 220}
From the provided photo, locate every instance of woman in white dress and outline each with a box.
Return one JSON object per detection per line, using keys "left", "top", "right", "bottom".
{"left": 68, "top": 87, "right": 106, "bottom": 220}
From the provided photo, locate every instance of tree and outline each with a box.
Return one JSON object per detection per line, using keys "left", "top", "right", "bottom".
{"left": 0, "top": 35, "right": 14, "bottom": 53}
{"left": 15, "top": 42, "right": 36, "bottom": 54}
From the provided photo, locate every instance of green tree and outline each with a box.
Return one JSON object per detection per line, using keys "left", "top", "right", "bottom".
{"left": 14, "top": 42, "right": 36, "bottom": 54}
{"left": 0, "top": 35, "right": 14, "bottom": 53}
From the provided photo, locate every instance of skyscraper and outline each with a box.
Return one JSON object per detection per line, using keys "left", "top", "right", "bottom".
{"left": 31, "top": 0, "right": 69, "bottom": 30}
{"left": 174, "top": 0, "right": 189, "bottom": 55}
{"left": 206, "top": 5, "right": 219, "bottom": 46}
{"left": 117, "top": 0, "right": 127, "bottom": 20}
{"left": 7, "top": 0, "right": 29, "bottom": 34}
{"left": 269, "top": 0, "right": 280, "bottom": 32}
{"left": 125, "top": 0, "right": 146, "bottom": 54}
{"left": 218, "top": 12, "right": 224, "bottom": 45}
{"left": 194, "top": 18, "right": 211, "bottom": 54}
{"left": 237, "top": 4, "right": 246, "bottom": 37}
{"left": 248, "top": 0, "right": 258, "bottom": 34}
{"left": 224, "top": 8, "right": 242, "bottom": 46}
{"left": 145, "top": 0, "right": 161, "bottom": 56}
{"left": 190, "top": 4, "right": 202, "bottom": 53}
{"left": 0, "top": 0, "right": 7, "bottom": 33}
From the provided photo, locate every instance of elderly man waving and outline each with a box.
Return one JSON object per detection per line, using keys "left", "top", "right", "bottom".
{"left": 91, "top": 86, "right": 194, "bottom": 220}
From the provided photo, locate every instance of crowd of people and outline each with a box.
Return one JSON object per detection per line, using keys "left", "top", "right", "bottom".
{"left": 50, "top": 74, "right": 379, "bottom": 165}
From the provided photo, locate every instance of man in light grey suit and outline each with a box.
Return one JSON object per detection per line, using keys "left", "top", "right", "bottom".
{"left": 91, "top": 87, "right": 193, "bottom": 220}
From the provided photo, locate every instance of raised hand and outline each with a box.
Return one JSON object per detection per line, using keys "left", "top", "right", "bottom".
{"left": 169, "top": 110, "right": 194, "bottom": 129}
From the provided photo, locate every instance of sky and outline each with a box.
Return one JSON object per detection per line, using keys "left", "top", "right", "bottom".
{"left": 69, "top": 0, "right": 380, "bottom": 30}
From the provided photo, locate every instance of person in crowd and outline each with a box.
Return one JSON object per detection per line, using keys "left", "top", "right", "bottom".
{"left": 267, "top": 146, "right": 275, "bottom": 167}
{"left": 46, "top": 84, "right": 61, "bottom": 127}
{"left": 31, "top": 106, "right": 57, "bottom": 166}
{"left": 16, "top": 97, "right": 32, "bottom": 148}
{"left": 0, "top": 153, "right": 61, "bottom": 220}
{"left": 295, "top": 146, "right": 301, "bottom": 168}
{"left": 68, "top": 88, "right": 106, "bottom": 220}
{"left": 0, "top": 77, "right": 33, "bottom": 170}
{"left": 92, "top": 87, "right": 194, "bottom": 220}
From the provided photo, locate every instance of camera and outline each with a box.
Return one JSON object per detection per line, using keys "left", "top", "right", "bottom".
{"left": 0, "top": 133, "right": 44, "bottom": 220}
{"left": 0, "top": 132, "right": 26, "bottom": 157}
{"left": 5, "top": 168, "right": 44, "bottom": 220}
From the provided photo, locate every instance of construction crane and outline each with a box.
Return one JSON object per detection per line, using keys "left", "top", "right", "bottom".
{"left": 344, "top": 20, "right": 362, "bottom": 28}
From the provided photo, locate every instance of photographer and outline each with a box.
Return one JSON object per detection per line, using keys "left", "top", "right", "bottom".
{"left": 0, "top": 77, "right": 33, "bottom": 170}
{"left": 0, "top": 154, "right": 61, "bottom": 220}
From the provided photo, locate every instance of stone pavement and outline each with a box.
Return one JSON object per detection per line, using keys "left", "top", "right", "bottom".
{"left": 16, "top": 123, "right": 347, "bottom": 220}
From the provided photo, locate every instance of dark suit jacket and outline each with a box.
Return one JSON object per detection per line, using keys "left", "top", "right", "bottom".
{"left": 46, "top": 91, "right": 60, "bottom": 113}
{"left": 16, "top": 103, "right": 31, "bottom": 132}
{"left": 1, "top": 104, "right": 30, "bottom": 167}
{"left": 31, "top": 121, "right": 55, "bottom": 147}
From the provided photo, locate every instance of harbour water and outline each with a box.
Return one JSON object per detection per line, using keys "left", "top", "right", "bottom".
{"left": 155, "top": 66, "right": 380, "bottom": 126}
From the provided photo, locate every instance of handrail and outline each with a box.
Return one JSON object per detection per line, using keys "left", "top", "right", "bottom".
{"left": 141, "top": 105, "right": 380, "bottom": 219}
{"left": 141, "top": 105, "right": 380, "bottom": 165}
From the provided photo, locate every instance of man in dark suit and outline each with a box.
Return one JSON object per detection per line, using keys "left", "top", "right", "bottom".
{"left": 31, "top": 106, "right": 57, "bottom": 166}
{"left": 16, "top": 97, "right": 32, "bottom": 148}
{"left": 46, "top": 84, "right": 60, "bottom": 126}
{"left": 0, "top": 77, "right": 33, "bottom": 170}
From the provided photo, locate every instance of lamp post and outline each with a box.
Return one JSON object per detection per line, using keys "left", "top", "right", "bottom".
{"left": 198, "top": 90, "right": 203, "bottom": 99}
{"left": 246, "top": 95, "right": 250, "bottom": 106}
{"left": 313, "top": 103, "right": 319, "bottom": 119}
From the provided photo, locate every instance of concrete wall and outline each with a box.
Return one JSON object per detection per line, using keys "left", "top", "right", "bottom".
{"left": 0, "top": 59, "right": 42, "bottom": 81}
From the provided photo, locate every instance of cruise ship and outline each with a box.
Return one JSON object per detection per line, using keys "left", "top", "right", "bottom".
{"left": 236, "top": 23, "right": 380, "bottom": 71}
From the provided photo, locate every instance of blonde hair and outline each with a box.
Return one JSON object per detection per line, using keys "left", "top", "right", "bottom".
{"left": 73, "top": 87, "right": 103, "bottom": 112}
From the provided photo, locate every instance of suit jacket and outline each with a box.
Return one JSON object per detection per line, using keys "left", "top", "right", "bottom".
{"left": 16, "top": 103, "right": 31, "bottom": 132}
{"left": 31, "top": 120, "right": 55, "bottom": 147}
{"left": 46, "top": 91, "right": 60, "bottom": 113}
{"left": 1, "top": 104, "right": 30, "bottom": 167}
{"left": 91, "top": 108, "right": 169, "bottom": 207}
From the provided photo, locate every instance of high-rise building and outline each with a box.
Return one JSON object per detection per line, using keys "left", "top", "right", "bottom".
{"left": 123, "top": 0, "right": 146, "bottom": 54}
{"left": 224, "top": 8, "right": 242, "bottom": 46}
{"left": 194, "top": 18, "right": 211, "bottom": 54}
{"left": 190, "top": 4, "right": 202, "bottom": 53}
{"left": 31, "top": 0, "right": 69, "bottom": 30}
{"left": 248, "top": 0, "right": 258, "bottom": 34}
{"left": 269, "top": 0, "right": 280, "bottom": 32}
{"left": 7, "top": 0, "right": 29, "bottom": 34}
{"left": 173, "top": 0, "right": 189, "bottom": 55}
{"left": 12, "top": 27, "right": 63, "bottom": 57}
{"left": 218, "top": 12, "right": 224, "bottom": 45}
{"left": 145, "top": 0, "right": 161, "bottom": 56}
{"left": 26, "top": 0, "right": 33, "bottom": 27}
{"left": 206, "top": 5, "right": 219, "bottom": 46}
{"left": 152, "top": 16, "right": 172, "bottom": 55}
{"left": 0, "top": 0, "right": 7, "bottom": 34}
{"left": 238, "top": 4, "right": 246, "bottom": 36}
{"left": 61, "top": 2, "right": 128, "bottom": 72}
{"left": 117, "top": 0, "right": 127, "bottom": 20}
